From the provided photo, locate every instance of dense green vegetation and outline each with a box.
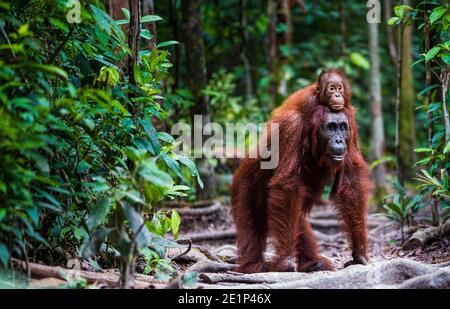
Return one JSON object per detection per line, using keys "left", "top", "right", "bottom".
{"left": 0, "top": 0, "right": 449, "bottom": 288}
{"left": 0, "top": 0, "right": 201, "bottom": 286}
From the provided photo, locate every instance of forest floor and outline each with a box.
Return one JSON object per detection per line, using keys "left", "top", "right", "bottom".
{"left": 171, "top": 198, "right": 450, "bottom": 289}
{"left": 14, "top": 198, "right": 450, "bottom": 289}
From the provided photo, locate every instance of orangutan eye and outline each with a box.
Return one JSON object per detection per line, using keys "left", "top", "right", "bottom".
{"left": 327, "top": 123, "right": 337, "bottom": 131}
{"left": 340, "top": 123, "right": 348, "bottom": 131}
{"left": 337, "top": 86, "right": 343, "bottom": 92}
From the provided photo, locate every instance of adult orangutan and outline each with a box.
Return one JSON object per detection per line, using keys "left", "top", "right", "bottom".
{"left": 231, "top": 69, "right": 373, "bottom": 273}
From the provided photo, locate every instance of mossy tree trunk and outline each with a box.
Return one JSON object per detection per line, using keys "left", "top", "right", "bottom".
{"left": 182, "top": 0, "right": 216, "bottom": 200}
{"left": 397, "top": 0, "right": 416, "bottom": 184}
{"left": 369, "top": 20, "right": 387, "bottom": 203}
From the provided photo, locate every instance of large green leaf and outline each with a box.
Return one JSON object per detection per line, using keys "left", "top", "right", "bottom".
{"left": 87, "top": 196, "right": 112, "bottom": 230}
{"left": 157, "top": 40, "right": 179, "bottom": 48}
{"left": 171, "top": 210, "right": 181, "bottom": 240}
{"left": 139, "top": 118, "right": 161, "bottom": 155}
{"left": 430, "top": 7, "right": 447, "bottom": 24}
{"left": 138, "top": 159, "right": 173, "bottom": 188}
{"left": 425, "top": 46, "right": 441, "bottom": 62}
{"left": 141, "top": 15, "right": 163, "bottom": 23}
{"left": 349, "top": 52, "right": 370, "bottom": 70}
{"left": 121, "top": 202, "right": 154, "bottom": 249}
{"left": 0, "top": 243, "right": 9, "bottom": 267}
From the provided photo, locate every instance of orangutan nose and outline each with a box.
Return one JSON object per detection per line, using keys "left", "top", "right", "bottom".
{"left": 330, "top": 141, "right": 346, "bottom": 156}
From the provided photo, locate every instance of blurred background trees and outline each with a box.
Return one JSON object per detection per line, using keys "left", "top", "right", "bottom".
{"left": 0, "top": 0, "right": 449, "bottom": 287}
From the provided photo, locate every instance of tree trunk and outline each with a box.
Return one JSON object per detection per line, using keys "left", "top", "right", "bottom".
{"left": 182, "top": 0, "right": 216, "bottom": 200}
{"left": 338, "top": 0, "right": 348, "bottom": 53}
{"left": 127, "top": 0, "right": 141, "bottom": 119}
{"left": 239, "top": 0, "right": 254, "bottom": 102}
{"left": 384, "top": 0, "right": 398, "bottom": 67}
{"left": 398, "top": 0, "right": 416, "bottom": 183}
{"left": 108, "top": 0, "right": 129, "bottom": 20}
{"left": 267, "top": 0, "right": 279, "bottom": 110}
{"left": 142, "top": 0, "right": 157, "bottom": 49}
{"left": 424, "top": 6, "right": 439, "bottom": 226}
{"left": 169, "top": 0, "right": 180, "bottom": 89}
{"left": 368, "top": 21, "right": 387, "bottom": 201}
{"left": 277, "top": 0, "right": 292, "bottom": 97}
{"left": 441, "top": 69, "right": 450, "bottom": 143}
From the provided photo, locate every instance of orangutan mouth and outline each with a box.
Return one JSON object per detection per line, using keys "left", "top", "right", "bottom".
{"left": 330, "top": 154, "right": 345, "bottom": 162}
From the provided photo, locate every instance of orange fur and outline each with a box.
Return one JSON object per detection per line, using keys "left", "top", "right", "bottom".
{"left": 231, "top": 70, "right": 373, "bottom": 273}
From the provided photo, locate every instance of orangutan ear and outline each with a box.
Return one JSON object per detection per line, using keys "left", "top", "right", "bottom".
{"left": 315, "top": 86, "right": 320, "bottom": 94}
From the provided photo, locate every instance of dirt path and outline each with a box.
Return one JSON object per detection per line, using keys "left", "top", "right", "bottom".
{"left": 20, "top": 201, "right": 450, "bottom": 289}
{"left": 175, "top": 202, "right": 450, "bottom": 289}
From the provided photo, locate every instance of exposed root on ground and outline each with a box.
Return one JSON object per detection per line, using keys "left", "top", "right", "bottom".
{"left": 195, "top": 259, "right": 450, "bottom": 289}
{"left": 403, "top": 221, "right": 450, "bottom": 250}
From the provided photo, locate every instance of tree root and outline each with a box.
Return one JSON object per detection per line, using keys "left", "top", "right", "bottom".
{"left": 167, "top": 246, "right": 221, "bottom": 263}
{"left": 181, "top": 229, "right": 236, "bottom": 242}
{"left": 396, "top": 269, "right": 450, "bottom": 289}
{"left": 197, "top": 259, "right": 441, "bottom": 289}
{"left": 403, "top": 221, "right": 450, "bottom": 250}
{"left": 164, "top": 200, "right": 222, "bottom": 216}
{"left": 186, "top": 261, "right": 235, "bottom": 274}
{"left": 12, "top": 259, "right": 161, "bottom": 289}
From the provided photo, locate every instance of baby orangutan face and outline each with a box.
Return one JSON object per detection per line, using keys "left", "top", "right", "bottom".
{"left": 324, "top": 73, "right": 345, "bottom": 111}
{"left": 318, "top": 72, "right": 347, "bottom": 111}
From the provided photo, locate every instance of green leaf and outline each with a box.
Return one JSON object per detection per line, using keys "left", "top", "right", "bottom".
{"left": 176, "top": 155, "right": 204, "bottom": 188}
{"left": 157, "top": 132, "right": 175, "bottom": 144}
{"left": 441, "top": 53, "right": 450, "bottom": 65}
{"left": 425, "top": 46, "right": 441, "bottom": 62}
{"left": 141, "top": 15, "right": 163, "bottom": 23}
{"left": 414, "top": 157, "right": 432, "bottom": 166}
{"left": 414, "top": 147, "right": 433, "bottom": 153}
{"left": 122, "top": 8, "right": 130, "bottom": 19}
{"left": 49, "top": 17, "right": 69, "bottom": 33}
{"left": 86, "top": 196, "right": 111, "bottom": 230}
{"left": 161, "top": 153, "right": 183, "bottom": 180}
{"left": 27, "top": 64, "right": 68, "bottom": 79}
{"left": 0, "top": 243, "right": 9, "bottom": 267}
{"left": 394, "top": 5, "right": 413, "bottom": 18}
{"left": 388, "top": 17, "right": 401, "bottom": 26}
{"left": 90, "top": 4, "right": 112, "bottom": 35}
{"left": 115, "top": 19, "right": 129, "bottom": 26}
{"left": 418, "top": 84, "right": 440, "bottom": 97}
{"left": 140, "top": 29, "right": 153, "bottom": 40}
{"left": 349, "top": 52, "right": 370, "bottom": 70}
{"left": 77, "top": 160, "right": 92, "bottom": 174}
{"left": 139, "top": 118, "right": 161, "bottom": 155}
{"left": 121, "top": 202, "right": 153, "bottom": 248}
{"left": 0, "top": 209, "right": 6, "bottom": 222}
{"left": 26, "top": 207, "right": 39, "bottom": 225}
{"left": 430, "top": 7, "right": 447, "bottom": 24}
{"left": 444, "top": 141, "right": 450, "bottom": 154}
{"left": 123, "top": 190, "right": 145, "bottom": 205}
{"left": 157, "top": 40, "right": 179, "bottom": 48}
{"left": 182, "top": 272, "right": 198, "bottom": 288}
{"left": 171, "top": 210, "right": 181, "bottom": 240}
{"left": 29, "top": 152, "right": 50, "bottom": 173}
{"left": 139, "top": 159, "right": 173, "bottom": 188}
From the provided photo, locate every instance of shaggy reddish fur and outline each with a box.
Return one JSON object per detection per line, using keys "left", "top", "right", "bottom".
{"left": 231, "top": 70, "right": 373, "bottom": 273}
